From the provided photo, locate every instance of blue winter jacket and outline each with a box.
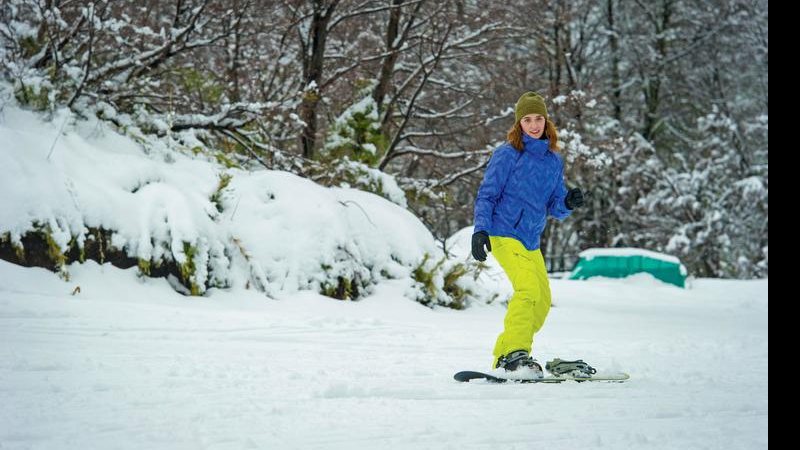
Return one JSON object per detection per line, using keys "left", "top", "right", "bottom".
{"left": 473, "top": 134, "right": 572, "bottom": 251}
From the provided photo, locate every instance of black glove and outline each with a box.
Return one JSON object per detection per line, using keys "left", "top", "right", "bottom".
{"left": 564, "top": 188, "right": 584, "bottom": 210}
{"left": 471, "top": 231, "right": 491, "bottom": 262}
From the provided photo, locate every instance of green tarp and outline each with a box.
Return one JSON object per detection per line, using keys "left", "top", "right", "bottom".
{"left": 569, "top": 248, "right": 687, "bottom": 288}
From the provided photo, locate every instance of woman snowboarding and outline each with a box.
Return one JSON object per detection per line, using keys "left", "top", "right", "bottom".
{"left": 472, "top": 91, "right": 584, "bottom": 377}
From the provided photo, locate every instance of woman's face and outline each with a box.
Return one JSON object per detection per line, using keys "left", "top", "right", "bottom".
{"left": 520, "top": 114, "right": 546, "bottom": 139}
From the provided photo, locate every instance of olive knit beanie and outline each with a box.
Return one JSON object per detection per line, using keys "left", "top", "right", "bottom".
{"left": 515, "top": 91, "right": 548, "bottom": 122}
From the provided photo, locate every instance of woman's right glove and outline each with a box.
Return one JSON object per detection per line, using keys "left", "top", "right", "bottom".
{"left": 471, "top": 231, "right": 491, "bottom": 262}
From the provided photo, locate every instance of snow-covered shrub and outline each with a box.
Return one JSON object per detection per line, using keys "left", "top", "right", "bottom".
{"left": 409, "top": 251, "right": 497, "bottom": 310}
{"left": 323, "top": 87, "right": 387, "bottom": 166}
{"left": 309, "top": 157, "right": 408, "bottom": 208}
{"left": 1, "top": 94, "right": 489, "bottom": 306}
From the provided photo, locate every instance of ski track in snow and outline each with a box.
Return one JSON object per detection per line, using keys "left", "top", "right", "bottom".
{"left": 0, "top": 261, "right": 768, "bottom": 449}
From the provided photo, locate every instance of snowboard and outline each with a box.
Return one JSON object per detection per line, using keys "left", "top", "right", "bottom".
{"left": 453, "top": 370, "right": 630, "bottom": 383}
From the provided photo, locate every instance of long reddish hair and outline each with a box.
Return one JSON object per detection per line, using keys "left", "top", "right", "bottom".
{"left": 507, "top": 119, "right": 560, "bottom": 152}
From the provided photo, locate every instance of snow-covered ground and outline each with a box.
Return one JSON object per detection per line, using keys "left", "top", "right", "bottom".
{"left": 1, "top": 260, "right": 768, "bottom": 449}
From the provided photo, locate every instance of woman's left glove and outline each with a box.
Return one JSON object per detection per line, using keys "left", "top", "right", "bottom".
{"left": 564, "top": 188, "right": 585, "bottom": 210}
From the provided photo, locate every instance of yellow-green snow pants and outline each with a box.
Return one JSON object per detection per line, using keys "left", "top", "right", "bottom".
{"left": 489, "top": 236, "right": 552, "bottom": 369}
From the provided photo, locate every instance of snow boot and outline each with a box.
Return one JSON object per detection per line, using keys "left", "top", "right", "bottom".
{"left": 495, "top": 350, "right": 544, "bottom": 378}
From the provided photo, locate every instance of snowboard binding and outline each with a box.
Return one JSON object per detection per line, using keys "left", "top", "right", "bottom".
{"left": 545, "top": 358, "right": 598, "bottom": 379}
